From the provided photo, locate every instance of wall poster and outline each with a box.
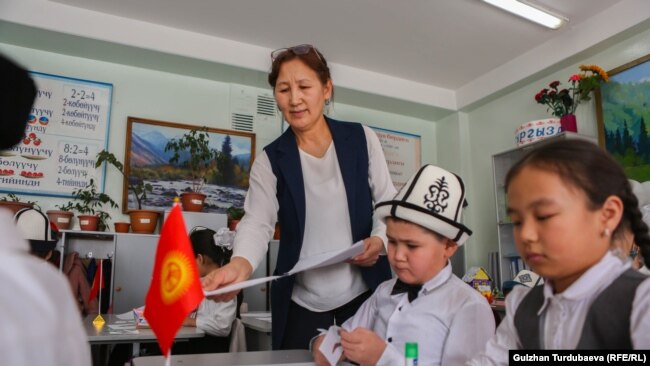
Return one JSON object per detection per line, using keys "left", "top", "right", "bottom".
{"left": 369, "top": 127, "right": 421, "bottom": 190}
{"left": 0, "top": 72, "right": 112, "bottom": 197}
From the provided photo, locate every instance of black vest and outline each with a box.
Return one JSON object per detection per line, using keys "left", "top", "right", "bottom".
{"left": 264, "top": 116, "right": 392, "bottom": 349}
{"left": 514, "top": 268, "right": 646, "bottom": 349}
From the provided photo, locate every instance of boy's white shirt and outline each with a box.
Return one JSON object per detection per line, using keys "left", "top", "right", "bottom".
{"left": 335, "top": 262, "right": 494, "bottom": 366}
{"left": 467, "top": 251, "right": 650, "bottom": 365}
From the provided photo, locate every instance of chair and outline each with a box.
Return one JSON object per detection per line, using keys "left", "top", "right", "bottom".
{"left": 228, "top": 292, "right": 247, "bottom": 352}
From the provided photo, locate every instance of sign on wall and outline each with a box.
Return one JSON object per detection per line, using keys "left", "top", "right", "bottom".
{"left": 369, "top": 127, "right": 421, "bottom": 190}
{"left": 0, "top": 72, "right": 112, "bottom": 197}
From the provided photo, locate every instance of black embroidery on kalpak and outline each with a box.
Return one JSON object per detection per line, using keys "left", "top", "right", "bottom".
{"left": 424, "top": 176, "right": 449, "bottom": 213}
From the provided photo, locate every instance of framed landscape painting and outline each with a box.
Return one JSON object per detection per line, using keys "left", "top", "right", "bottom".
{"left": 596, "top": 54, "right": 650, "bottom": 182}
{"left": 123, "top": 117, "right": 255, "bottom": 213}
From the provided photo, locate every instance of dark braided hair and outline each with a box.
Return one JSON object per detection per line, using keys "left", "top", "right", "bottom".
{"left": 189, "top": 227, "right": 233, "bottom": 268}
{"left": 505, "top": 139, "right": 650, "bottom": 266}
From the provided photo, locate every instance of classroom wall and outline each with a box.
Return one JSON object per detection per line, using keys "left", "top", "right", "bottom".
{"left": 0, "top": 42, "right": 437, "bottom": 225}
{"left": 461, "top": 24, "right": 650, "bottom": 270}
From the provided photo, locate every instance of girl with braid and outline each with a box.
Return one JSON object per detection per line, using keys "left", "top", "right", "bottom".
{"left": 469, "top": 140, "right": 650, "bottom": 365}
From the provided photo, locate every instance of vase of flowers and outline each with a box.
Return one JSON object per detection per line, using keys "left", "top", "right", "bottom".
{"left": 535, "top": 64, "right": 609, "bottom": 132}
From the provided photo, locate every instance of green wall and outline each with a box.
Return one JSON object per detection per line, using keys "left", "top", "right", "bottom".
{"left": 462, "top": 25, "right": 650, "bottom": 270}
{"left": 0, "top": 42, "right": 437, "bottom": 225}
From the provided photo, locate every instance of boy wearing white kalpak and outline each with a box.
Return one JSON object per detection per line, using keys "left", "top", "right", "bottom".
{"left": 312, "top": 165, "right": 495, "bottom": 366}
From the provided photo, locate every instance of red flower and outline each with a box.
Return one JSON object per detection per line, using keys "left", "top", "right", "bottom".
{"left": 569, "top": 74, "right": 582, "bottom": 81}
{"left": 549, "top": 81, "right": 560, "bottom": 89}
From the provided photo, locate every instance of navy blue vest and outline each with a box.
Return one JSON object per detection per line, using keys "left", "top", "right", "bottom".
{"left": 514, "top": 268, "right": 646, "bottom": 349}
{"left": 264, "top": 116, "right": 392, "bottom": 349}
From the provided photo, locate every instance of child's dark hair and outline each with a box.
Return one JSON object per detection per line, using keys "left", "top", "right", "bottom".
{"left": 189, "top": 227, "right": 232, "bottom": 267}
{"left": 505, "top": 139, "right": 650, "bottom": 266}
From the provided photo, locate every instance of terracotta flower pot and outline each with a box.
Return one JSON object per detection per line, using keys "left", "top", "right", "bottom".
{"left": 46, "top": 210, "right": 74, "bottom": 230}
{"left": 180, "top": 192, "right": 206, "bottom": 212}
{"left": 78, "top": 214, "right": 99, "bottom": 231}
{"left": 128, "top": 210, "right": 160, "bottom": 234}
{"left": 114, "top": 222, "right": 131, "bottom": 233}
{"left": 228, "top": 219, "right": 240, "bottom": 232}
{"left": 0, "top": 201, "right": 33, "bottom": 215}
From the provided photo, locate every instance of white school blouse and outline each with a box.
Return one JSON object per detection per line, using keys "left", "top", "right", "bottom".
{"left": 0, "top": 210, "right": 91, "bottom": 366}
{"left": 342, "top": 263, "right": 495, "bottom": 366}
{"left": 233, "top": 125, "right": 396, "bottom": 311}
{"left": 195, "top": 297, "right": 236, "bottom": 337}
{"left": 467, "top": 251, "right": 650, "bottom": 366}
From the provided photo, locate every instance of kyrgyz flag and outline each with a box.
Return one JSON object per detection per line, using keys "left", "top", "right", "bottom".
{"left": 144, "top": 203, "right": 203, "bottom": 357}
{"left": 88, "top": 259, "right": 104, "bottom": 303}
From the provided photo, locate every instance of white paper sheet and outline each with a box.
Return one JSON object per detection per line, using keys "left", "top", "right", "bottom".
{"left": 319, "top": 325, "right": 343, "bottom": 366}
{"left": 204, "top": 275, "right": 281, "bottom": 296}
{"left": 286, "top": 240, "right": 365, "bottom": 275}
{"left": 204, "top": 240, "right": 365, "bottom": 297}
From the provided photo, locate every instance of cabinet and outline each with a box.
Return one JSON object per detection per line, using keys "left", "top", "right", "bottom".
{"left": 58, "top": 211, "right": 228, "bottom": 314}
{"left": 492, "top": 132, "right": 597, "bottom": 288}
{"left": 58, "top": 230, "right": 158, "bottom": 313}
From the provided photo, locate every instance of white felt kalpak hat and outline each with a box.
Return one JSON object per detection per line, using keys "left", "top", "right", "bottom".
{"left": 375, "top": 164, "right": 472, "bottom": 245}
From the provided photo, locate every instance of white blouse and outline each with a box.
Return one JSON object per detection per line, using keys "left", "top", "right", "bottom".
{"left": 343, "top": 263, "right": 495, "bottom": 366}
{"left": 467, "top": 251, "right": 650, "bottom": 366}
{"left": 232, "top": 125, "right": 396, "bottom": 310}
{"left": 195, "top": 297, "right": 237, "bottom": 337}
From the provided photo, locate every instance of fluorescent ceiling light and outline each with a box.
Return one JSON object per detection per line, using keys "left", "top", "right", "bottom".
{"left": 482, "top": 0, "right": 567, "bottom": 29}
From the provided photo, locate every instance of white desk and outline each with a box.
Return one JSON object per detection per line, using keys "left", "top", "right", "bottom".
{"left": 84, "top": 314, "right": 204, "bottom": 356}
{"left": 240, "top": 311, "right": 272, "bottom": 351}
{"left": 132, "top": 350, "right": 314, "bottom": 365}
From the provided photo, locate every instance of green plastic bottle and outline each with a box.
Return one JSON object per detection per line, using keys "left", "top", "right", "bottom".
{"left": 405, "top": 342, "right": 418, "bottom": 366}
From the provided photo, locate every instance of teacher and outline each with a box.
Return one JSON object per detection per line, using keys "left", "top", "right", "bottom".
{"left": 203, "top": 44, "right": 395, "bottom": 349}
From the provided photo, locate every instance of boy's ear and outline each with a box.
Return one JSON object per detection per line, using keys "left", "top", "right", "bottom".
{"left": 601, "top": 195, "right": 624, "bottom": 233}
{"left": 443, "top": 240, "right": 459, "bottom": 259}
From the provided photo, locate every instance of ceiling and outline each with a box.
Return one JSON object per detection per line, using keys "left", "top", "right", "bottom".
{"left": 1, "top": 0, "right": 648, "bottom": 113}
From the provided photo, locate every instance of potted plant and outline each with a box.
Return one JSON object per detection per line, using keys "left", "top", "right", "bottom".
{"left": 71, "top": 178, "right": 118, "bottom": 231}
{"left": 164, "top": 127, "right": 220, "bottom": 212}
{"left": 46, "top": 201, "right": 75, "bottom": 230}
{"left": 226, "top": 206, "right": 245, "bottom": 231}
{"left": 96, "top": 150, "right": 160, "bottom": 234}
{"left": 534, "top": 64, "right": 609, "bottom": 132}
{"left": 0, "top": 193, "right": 38, "bottom": 215}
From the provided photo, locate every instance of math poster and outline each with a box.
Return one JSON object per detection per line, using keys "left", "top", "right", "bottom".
{"left": 0, "top": 72, "right": 112, "bottom": 197}
{"left": 370, "top": 127, "right": 421, "bottom": 190}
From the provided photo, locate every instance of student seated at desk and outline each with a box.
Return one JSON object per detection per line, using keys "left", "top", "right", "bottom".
{"left": 312, "top": 165, "right": 495, "bottom": 366}
{"left": 181, "top": 226, "right": 238, "bottom": 353}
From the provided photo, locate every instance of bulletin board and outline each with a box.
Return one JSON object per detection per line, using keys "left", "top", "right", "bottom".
{"left": 369, "top": 127, "right": 421, "bottom": 190}
{"left": 0, "top": 72, "right": 112, "bottom": 197}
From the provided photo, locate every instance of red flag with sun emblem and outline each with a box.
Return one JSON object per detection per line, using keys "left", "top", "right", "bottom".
{"left": 144, "top": 202, "right": 203, "bottom": 357}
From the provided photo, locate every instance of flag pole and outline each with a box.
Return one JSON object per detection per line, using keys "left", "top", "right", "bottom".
{"left": 98, "top": 258, "right": 103, "bottom": 315}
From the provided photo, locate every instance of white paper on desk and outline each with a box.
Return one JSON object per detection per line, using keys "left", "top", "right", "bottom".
{"left": 319, "top": 325, "right": 343, "bottom": 366}
{"left": 286, "top": 240, "right": 365, "bottom": 275}
{"left": 204, "top": 241, "right": 364, "bottom": 297}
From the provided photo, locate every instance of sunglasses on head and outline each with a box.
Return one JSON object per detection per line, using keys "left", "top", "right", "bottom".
{"left": 271, "top": 44, "right": 323, "bottom": 64}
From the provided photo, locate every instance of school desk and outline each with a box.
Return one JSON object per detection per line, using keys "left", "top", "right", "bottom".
{"left": 84, "top": 314, "right": 205, "bottom": 357}
{"left": 132, "top": 349, "right": 314, "bottom": 365}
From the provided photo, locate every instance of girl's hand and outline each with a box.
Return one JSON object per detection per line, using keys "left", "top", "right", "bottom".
{"left": 348, "top": 236, "right": 383, "bottom": 267}
{"left": 202, "top": 257, "right": 253, "bottom": 301}
{"left": 340, "top": 328, "right": 386, "bottom": 366}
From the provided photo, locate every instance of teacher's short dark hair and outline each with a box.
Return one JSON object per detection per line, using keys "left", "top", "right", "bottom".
{"left": 0, "top": 54, "right": 36, "bottom": 150}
